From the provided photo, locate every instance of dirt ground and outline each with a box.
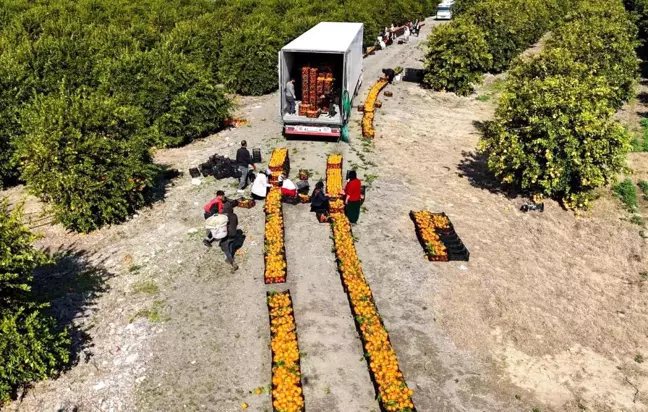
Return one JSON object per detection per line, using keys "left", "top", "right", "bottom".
{"left": 3, "top": 16, "right": 648, "bottom": 412}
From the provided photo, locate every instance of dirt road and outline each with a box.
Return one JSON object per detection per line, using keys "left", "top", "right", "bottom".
{"left": 4, "top": 15, "right": 648, "bottom": 412}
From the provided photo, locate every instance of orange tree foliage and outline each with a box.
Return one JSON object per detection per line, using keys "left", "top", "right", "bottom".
{"left": 0, "top": 0, "right": 433, "bottom": 230}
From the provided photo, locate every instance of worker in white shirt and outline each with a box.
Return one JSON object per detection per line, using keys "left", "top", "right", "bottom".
{"left": 403, "top": 26, "right": 410, "bottom": 43}
{"left": 278, "top": 175, "right": 297, "bottom": 197}
{"left": 251, "top": 171, "right": 272, "bottom": 200}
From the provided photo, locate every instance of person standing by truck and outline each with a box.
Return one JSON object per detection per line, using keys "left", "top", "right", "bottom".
{"left": 285, "top": 78, "right": 296, "bottom": 115}
{"left": 382, "top": 68, "right": 396, "bottom": 84}
{"left": 236, "top": 140, "right": 255, "bottom": 194}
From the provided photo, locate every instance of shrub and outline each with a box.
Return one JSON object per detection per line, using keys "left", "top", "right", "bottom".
{"left": 482, "top": 48, "right": 632, "bottom": 208}
{"left": 218, "top": 18, "right": 286, "bottom": 96}
{"left": 0, "top": 201, "right": 70, "bottom": 403}
{"left": 0, "top": 306, "right": 71, "bottom": 403}
{"left": 0, "top": 201, "right": 47, "bottom": 309}
{"left": 463, "top": 0, "right": 532, "bottom": 73}
{"left": 623, "top": 0, "right": 648, "bottom": 40}
{"left": 423, "top": 20, "right": 492, "bottom": 95}
{"left": 424, "top": 0, "right": 570, "bottom": 92}
{"left": 613, "top": 178, "right": 639, "bottom": 211}
{"left": 96, "top": 48, "right": 231, "bottom": 147}
{"left": 452, "top": 0, "right": 481, "bottom": 16}
{"left": 15, "top": 88, "right": 158, "bottom": 232}
{"left": 0, "top": 42, "right": 31, "bottom": 188}
{"left": 638, "top": 180, "right": 648, "bottom": 200}
{"left": 163, "top": 13, "right": 226, "bottom": 83}
{"left": 547, "top": 2, "right": 639, "bottom": 109}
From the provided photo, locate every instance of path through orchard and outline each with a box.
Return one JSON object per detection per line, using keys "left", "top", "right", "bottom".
{"left": 134, "top": 17, "right": 447, "bottom": 412}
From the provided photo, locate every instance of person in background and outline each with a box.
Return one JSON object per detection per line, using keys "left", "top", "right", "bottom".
{"left": 343, "top": 170, "right": 363, "bottom": 224}
{"left": 279, "top": 175, "right": 297, "bottom": 197}
{"left": 411, "top": 20, "right": 420, "bottom": 36}
{"left": 204, "top": 190, "right": 225, "bottom": 219}
{"left": 251, "top": 170, "right": 272, "bottom": 200}
{"left": 220, "top": 201, "right": 239, "bottom": 271}
{"left": 310, "top": 181, "right": 330, "bottom": 222}
{"left": 236, "top": 140, "right": 255, "bottom": 194}
{"left": 402, "top": 25, "right": 410, "bottom": 43}
{"left": 285, "top": 78, "right": 296, "bottom": 115}
{"left": 382, "top": 68, "right": 396, "bottom": 84}
{"left": 327, "top": 92, "right": 338, "bottom": 118}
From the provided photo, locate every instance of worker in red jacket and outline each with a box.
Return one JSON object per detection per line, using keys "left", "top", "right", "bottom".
{"left": 204, "top": 190, "right": 225, "bottom": 219}
{"left": 343, "top": 170, "right": 363, "bottom": 224}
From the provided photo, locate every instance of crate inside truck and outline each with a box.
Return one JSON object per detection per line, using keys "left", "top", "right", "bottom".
{"left": 279, "top": 22, "right": 363, "bottom": 140}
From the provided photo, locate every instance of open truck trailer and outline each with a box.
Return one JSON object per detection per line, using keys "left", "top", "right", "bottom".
{"left": 279, "top": 22, "right": 363, "bottom": 139}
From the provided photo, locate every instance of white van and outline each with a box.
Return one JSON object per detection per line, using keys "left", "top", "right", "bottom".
{"left": 435, "top": 1, "right": 454, "bottom": 20}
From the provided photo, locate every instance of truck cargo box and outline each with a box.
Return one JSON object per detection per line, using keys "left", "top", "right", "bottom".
{"left": 279, "top": 22, "right": 363, "bottom": 139}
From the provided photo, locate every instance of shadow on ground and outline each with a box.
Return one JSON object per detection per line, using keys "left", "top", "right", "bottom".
{"left": 232, "top": 229, "right": 247, "bottom": 255}
{"left": 146, "top": 165, "right": 181, "bottom": 206}
{"left": 457, "top": 122, "right": 519, "bottom": 199}
{"left": 32, "top": 247, "right": 113, "bottom": 369}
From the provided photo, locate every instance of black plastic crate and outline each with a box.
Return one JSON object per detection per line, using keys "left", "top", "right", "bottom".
{"left": 199, "top": 162, "right": 214, "bottom": 177}
{"left": 252, "top": 148, "right": 262, "bottom": 163}
{"left": 189, "top": 167, "right": 200, "bottom": 178}
{"left": 410, "top": 211, "right": 470, "bottom": 262}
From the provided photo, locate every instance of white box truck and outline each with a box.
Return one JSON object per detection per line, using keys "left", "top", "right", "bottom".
{"left": 279, "top": 22, "right": 363, "bottom": 139}
{"left": 435, "top": 1, "right": 454, "bottom": 19}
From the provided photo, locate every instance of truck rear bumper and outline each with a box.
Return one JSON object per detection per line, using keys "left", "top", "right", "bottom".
{"left": 284, "top": 124, "right": 341, "bottom": 138}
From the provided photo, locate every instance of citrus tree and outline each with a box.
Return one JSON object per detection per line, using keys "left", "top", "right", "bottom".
{"left": 482, "top": 48, "right": 632, "bottom": 208}
{"left": 15, "top": 88, "right": 158, "bottom": 232}
{"left": 423, "top": 20, "right": 492, "bottom": 95}
{"left": 0, "top": 200, "right": 70, "bottom": 403}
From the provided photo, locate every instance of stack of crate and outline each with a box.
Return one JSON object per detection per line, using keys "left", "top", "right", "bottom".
{"left": 309, "top": 68, "right": 318, "bottom": 108}
{"left": 298, "top": 66, "right": 310, "bottom": 116}
{"left": 324, "top": 71, "right": 333, "bottom": 95}
{"left": 296, "top": 66, "right": 335, "bottom": 118}
{"left": 318, "top": 67, "right": 334, "bottom": 114}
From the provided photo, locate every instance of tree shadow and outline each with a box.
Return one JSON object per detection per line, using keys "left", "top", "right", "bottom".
{"left": 31, "top": 246, "right": 113, "bottom": 370}
{"left": 640, "top": 59, "right": 648, "bottom": 79}
{"left": 402, "top": 68, "right": 425, "bottom": 83}
{"left": 457, "top": 149, "right": 519, "bottom": 199}
{"left": 145, "top": 165, "right": 181, "bottom": 206}
{"left": 638, "top": 92, "right": 648, "bottom": 105}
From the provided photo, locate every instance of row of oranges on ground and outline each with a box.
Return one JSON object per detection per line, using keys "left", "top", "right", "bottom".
{"left": 264, "top": 188, "right": 287, "bottom": 283}
{"left": 326, "top": 154, "right": 343, "bottom": 197}
{"left": 362, "top": 78, "right": 388, "bottom": 138}
{"left": 269, "top": 148, "right": 289, "bottom": 187}
{"left": 326, "top": 155, "right": 415, "bottom": 412}
{"left": 268, "top": 292, "right": 305, "bottom": 412}
{"left": 412, "top": 211, "right": 448, "bottom": 260}
{"left": 269, "top": 148, "right": 288, "bottom": 169}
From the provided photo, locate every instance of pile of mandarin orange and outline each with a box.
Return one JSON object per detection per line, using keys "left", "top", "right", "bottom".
{"left": 264, "top": 188, "right": 286, "bottom": 283}
{"left": 269, "top": 148, "right": 288, "bottom": 169}
{"left": 412, "top": 211, "right": 448, "bottom": 260}
{"left": 362, "top": 78, "right": 388, "bottom": 138}
{"left": 268, "top": 292, "right": 304, "bottom": 412}
{"left": 269, "top": 148, "right": 289, "bottom": 186}
{"left": 327, "top": 159, "right": 415, "bottom": 411}
{"left": 326, "top": 154, "right": 343, "bottom": 197}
